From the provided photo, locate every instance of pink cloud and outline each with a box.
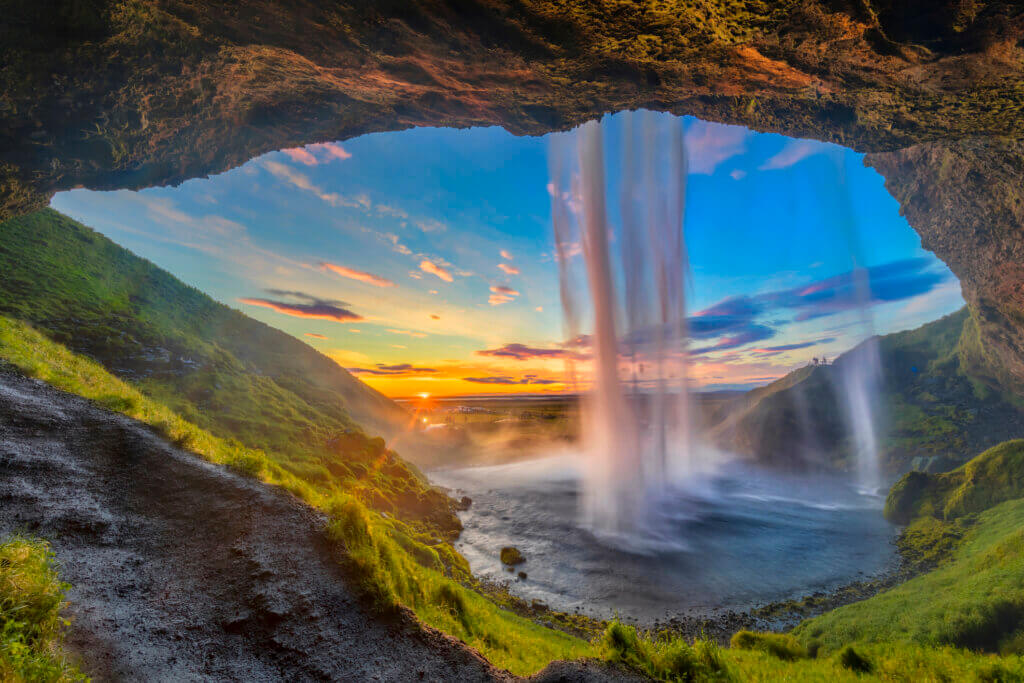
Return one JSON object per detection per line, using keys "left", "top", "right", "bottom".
{"left": 498, "top": 263, "right": 520, "bottom": 275}
{"left": 282, "top": 148, "right": 318, "bottom": 165}
{"left": 500, "top": 249, "right": 513, "bottom": 260}
{"left": 281, "top": 142, "right": 352, "bottom": 166}
{"left": 420, "top": 260, "right": 453, "bottom": 282}
{"left": 304, "top": 333, "right": 328, "bottom": 340}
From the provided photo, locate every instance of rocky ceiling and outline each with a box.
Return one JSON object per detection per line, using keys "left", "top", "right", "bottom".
{"left": 2, "top": 0, "right": 1023, "bottom": 384}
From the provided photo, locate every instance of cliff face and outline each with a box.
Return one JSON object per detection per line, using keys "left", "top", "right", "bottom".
{"left": 2, "top": 1, "right": 1024, "bottom": 383}
{"left": 866, "top": 139, "right": 1024, "bottom": 387}
{"left": 3, "top": 1, "right": 1022, "bottom": 215}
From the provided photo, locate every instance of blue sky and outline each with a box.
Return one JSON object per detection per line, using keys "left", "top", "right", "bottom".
{"left": 51, "top": 112, "right": 964, "bottom": 395}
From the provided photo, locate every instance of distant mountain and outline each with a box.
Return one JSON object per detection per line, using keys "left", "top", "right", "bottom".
{"left": 709, "top": 309, "right": 1024, "bottom": 476}
{"left": 0, "top": 209, "right": 460, "bottom": 532}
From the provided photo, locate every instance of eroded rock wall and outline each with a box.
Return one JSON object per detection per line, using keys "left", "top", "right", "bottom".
{"left": 3, "top": 0, "right": 1024, "bottom": 389}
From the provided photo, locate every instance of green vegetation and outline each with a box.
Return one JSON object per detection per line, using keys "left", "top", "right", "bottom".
{"left": 0, "top": 314, "right": 594, "bottom": 675}
{"left": 0, "top": 209, "right": 456, "bottom": 535}
{"left": 713, "top": 309, "right": 1024, "bottom": 474}
{"left": 794, "top": 498, "right": 1024, "bottom": 657}
{"left": 886, "top": 439, "right": 1024, "bottom": 523}
{"left": 0, "top": 535, "right": 87, "bottom": 682}
{"left": 794, "top": 441, "right": 1024, "bottom": 660}
{"left": 8, "top": 209, "right": 1024, "bottom": 679}
{"left": 730, "top": 631, "right": 806, "bottom": 661}
{"left": 599, "top": 619, "right": 730, "bottom": 681}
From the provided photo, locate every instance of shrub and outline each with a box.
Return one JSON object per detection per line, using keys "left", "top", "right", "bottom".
{"left": 838, "top": 645, "right": 873, "bottom": 673}
{"left": 730, "top": 631, "right": 806, "bottom": 661}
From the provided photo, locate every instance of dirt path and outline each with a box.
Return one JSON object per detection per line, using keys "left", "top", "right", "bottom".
{"left": 0, "top": 370, "right": 639, "bottom": 682}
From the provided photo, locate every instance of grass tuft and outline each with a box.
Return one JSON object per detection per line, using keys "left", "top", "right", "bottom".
{"left": 0, "top": 535, "right": 87, "bottom": 682}
{"left": 730, "top": 631, "right": 806, "bottom": 661}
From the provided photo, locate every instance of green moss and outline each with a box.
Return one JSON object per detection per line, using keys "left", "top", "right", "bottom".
{"left": 500, "top": 546, "right": 525, "bottom": 565}
{"left": 885, "top": 440, "right": 1024, "bottom": 523}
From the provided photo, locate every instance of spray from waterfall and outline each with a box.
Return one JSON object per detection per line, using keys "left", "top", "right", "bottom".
{"left": 829, "top": 152, "right": 883, "bottom": 493}
{"left": 549, "top": 111, "right": 693, "bottom": 535}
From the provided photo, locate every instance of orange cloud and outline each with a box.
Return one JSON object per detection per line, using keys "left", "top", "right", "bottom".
{"left": 304, "top": 332, "right": 328, "bottom": 340}
{"left": 239, "top": 296, "right": 361, "bottom": 323}
{"left": 500, "top": 249, "right": 513, "bottom": 260}
{"left": 319, "top": 261, "right": 395, "bottom": 287}
{"left": 420, "top": 260, "right": 453, "bottom": 282}
{"left": 498, "top": 263, "right": 520, "bottom": 275}
{"left": 387, "top": 328, "right": 428, "bottom": 338}
{"left": 488, "top": 284, "right": 520, "bottom": 306}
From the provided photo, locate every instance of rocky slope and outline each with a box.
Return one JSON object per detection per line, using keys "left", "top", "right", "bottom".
{"left": 0, "top": 367, "right": 642, "bottom": 681}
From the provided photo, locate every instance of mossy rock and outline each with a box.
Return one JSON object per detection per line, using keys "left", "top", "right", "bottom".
{"left": 500, "top": 546, "right": 525, "bottom": 565}
{"left": 885, "top": 439, "right": 1024, "bottom": 524}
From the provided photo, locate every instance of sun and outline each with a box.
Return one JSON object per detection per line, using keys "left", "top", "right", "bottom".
{"left": 418, "top": 392, "right": 430, "bottom": 399}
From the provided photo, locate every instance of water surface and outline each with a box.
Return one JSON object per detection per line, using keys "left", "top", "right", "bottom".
{"left": 433, "top": 453, "right": 896, "bottom": 621}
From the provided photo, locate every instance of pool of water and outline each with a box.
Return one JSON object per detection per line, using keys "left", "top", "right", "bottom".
{"left": 432, "top": 452, "right": 897, "bottom": 621}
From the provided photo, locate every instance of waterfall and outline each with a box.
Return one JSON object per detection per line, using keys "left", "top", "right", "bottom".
{"left": 549, "top": 112, "right": 693, "bottom": 535}
{"left": 829, "top": 153, "right": 883, "bottom": 493}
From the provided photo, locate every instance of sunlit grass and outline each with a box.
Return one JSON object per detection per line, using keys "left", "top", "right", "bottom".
{"left": 0, "top": 535, "right": 87, "bottom": 682}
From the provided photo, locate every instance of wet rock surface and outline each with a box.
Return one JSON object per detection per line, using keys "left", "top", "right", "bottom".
{"left": 0, "top": 368, "right": 635, "bottom": 681}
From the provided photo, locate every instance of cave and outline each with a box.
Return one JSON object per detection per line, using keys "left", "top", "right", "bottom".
{"left": 3, "top": 0, "right": 1023, "bottom": 391}
{"left": 3, "top": 1, "right": 1024, "bottom": 679}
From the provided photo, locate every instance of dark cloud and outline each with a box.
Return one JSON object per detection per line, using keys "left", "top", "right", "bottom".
{"left": 763, "top": 258, "right": 949, "bottom": 322}
{"left": 690, "top": 324, "right": 775, "bottom": 355}
{"left": 263, "top": 289, "right": 350, "bottom": 308}
{"left": 476, "top": 343, "right": 582, "bottom": 361}
{"left": 240, "top": 296, "right": 364, "bottom": 323}
{"left": 681, "top": 258, "right": 950, "bottom": 355}
{"left": 462, "top": 375, "right": 559, "bottom": 385}
{"left": 347, "top": 363, "right": 439, "bottom": 376}
{"left": 751, "top": 338, "right": 837, "bottom": 356}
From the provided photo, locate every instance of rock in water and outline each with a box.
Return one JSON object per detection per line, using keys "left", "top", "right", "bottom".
{"left": 500, "top": 546, "right": 525, "bottom": 565}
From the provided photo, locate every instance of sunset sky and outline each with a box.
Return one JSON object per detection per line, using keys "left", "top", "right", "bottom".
{"left": 52, "top": 112, "right": 964, "bottom": 397}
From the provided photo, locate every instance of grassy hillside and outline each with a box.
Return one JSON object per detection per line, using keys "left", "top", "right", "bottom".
{"left": 885, "top": 439, "right": 1024, "bottom": 524}
{"left": 0, "top": 209, "right": 459, "bottom": 533}
{"left": 792, "top": 442, "right": 1024, "bottom": 660}
{"left": 712, "top": 309, "right": 1024, "bottom": 475}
